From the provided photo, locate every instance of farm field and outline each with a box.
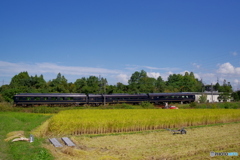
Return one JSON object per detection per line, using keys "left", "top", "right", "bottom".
{"left": 44, "top": 122, "right": 240, "bottom": 160}
{"left": 35, "top": 109, "right": 240, "bottom": 136}
{"left": 1, "top": 108, "right": 240, "bottom": 160}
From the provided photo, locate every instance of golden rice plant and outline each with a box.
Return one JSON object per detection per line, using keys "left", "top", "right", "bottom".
{"left": 46, "top": 109, "right": 240, "bottom": 136}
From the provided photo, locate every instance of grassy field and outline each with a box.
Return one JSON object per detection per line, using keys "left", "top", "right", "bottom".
{"left": 37, "top": 109, "right": 240, "bottom": 136}
{"left": 44, "top": 122, "right": 240, "bottom": 160}
{"left": 1, "top": 103, "right": 240, "bottom": 160}
{"left": 0, "top": 112, "right": 53, "bottom": 160}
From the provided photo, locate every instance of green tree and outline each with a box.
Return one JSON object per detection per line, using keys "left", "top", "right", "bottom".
{"left": 155, "top": 76, "right": 165, "bottom": 92}
{"left": 10, "top": 71, "right": 30, "bottom": 88}
{"left": 29, "top": 75, "right": 46, "bottom": 89}
{"left": 218, "top": 92, "right": 231, "bottom": 102}
{"left": 115, "top": 82, "right": 128, "bottom": 93}
{"left": 128, "top": 70, "right": 148, "bottom": 93}
{"left": 2, "top": 72, "right": 32, "bottom": 101}
{"left": 198, "top": 94, "right": 207, "bottom": 103}
{"left": 48, "top": 73, "right": 69, "bottom": 93}
{"left": 128, "top": 70, "right": 157, "bottom": 93}
{"left": 74, "top": 77, "right": 87, "bottom": 93}
{"left": 86, "top": 76, "right": 100, "bottom": 93}
{"left": 99, "top": 77, "right": 108, "bottom": 94}
{"left": 231, "top": 92, "right": 239, "bottom": 101}
{"left": 139, "top": 77, "right": 156, "bottom": 93}
{"left": 166, "top": 74, "right": 183, "bottom": 92}
{"left": 166, "top": 72, "right": 202, "bottom": 92}
{"left": 181, "top": 72, "right": 202, "bottom": 92}
{"left": 214, "top": 82, "right": 220, "bottom": 91}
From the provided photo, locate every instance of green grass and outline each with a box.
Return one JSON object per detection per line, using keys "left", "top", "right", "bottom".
{"left": 0, "top": 112, "right": 53, "bottom": 160}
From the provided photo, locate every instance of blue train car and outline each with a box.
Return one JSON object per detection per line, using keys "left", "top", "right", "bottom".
{"left": 103, "top": 93, "right": 149, "bottom": 104}
{"left": 13, "top": 93, "right": 87, "bottom": 106}
{"left": 148, "top": 93, "right": 195, "bottom": 104}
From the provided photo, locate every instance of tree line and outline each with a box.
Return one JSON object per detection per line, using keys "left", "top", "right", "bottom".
{"left": 0, "top": 70, "right": 239, "bottom": 102}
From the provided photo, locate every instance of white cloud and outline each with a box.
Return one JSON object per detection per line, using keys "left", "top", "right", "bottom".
{"left": 0, "top": 61, "right": 124, "bottom": 84}
{"left": 232, "top": 51, "right": 238, "bottom": 56}
{"left": 217, "top": 62, "right": 240, "bottom": 74}
{"left": 116, "top": 74, "right": 129, "bottom": 84}
{"left": 125, "top": 64, "right": 180, "bottom": 71}
{"left": 180, "top": 70, "right": 190, "bottom": 75}
{"left": 1, "top": 61, "right": 239, "bottom": 90}
{"left": 193, "top": 73, "right": 201, "bottom": 80}
{"left": 147, "top": 72, "right": 161, "bottom": 79}
{"left": 233, "top": 79, "right": 239, "bottom": 83}
{"left": 144, "top": 66, "right": 161, "bottom": 70}
{"left": 201, "top": 73, "right": 215, "bottom": 78}
{"left": 192, "top": 63, "right": 200, "bottom": 69}
{"left": 0, "top": 61, "right": 120, "bottom": 76}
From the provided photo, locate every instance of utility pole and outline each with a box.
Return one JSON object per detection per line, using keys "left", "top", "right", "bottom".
{"left": 99, "top": 75, "right": 106, "bottom": 106}
{"left": 103, "top": 78, "right": 106, "bottom": 106}
{"left": 211, "top": 83, "right": 213, "bottom": 103}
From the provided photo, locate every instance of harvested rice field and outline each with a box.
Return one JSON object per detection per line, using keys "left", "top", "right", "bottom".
{"left": 44, "top": 122, "right": 240, "bottom": 160}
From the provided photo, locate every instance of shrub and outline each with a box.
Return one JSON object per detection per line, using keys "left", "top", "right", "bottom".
{"left": 189, "top": 102, "right": 197, "bottom": 108}
{"left": 140, "top": 101, "right": 155, "bottom": 109}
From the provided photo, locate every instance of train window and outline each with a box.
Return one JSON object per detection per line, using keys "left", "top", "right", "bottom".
{"left": 43, "top": 97, "right": 48, "bottom": 100}
{"left": 19, "top": 97, "right": 25, "bottom": 100}
{"left": 66, "top": 97, "right": 73, "bottom": 100}
{"left": 50, "top": 97, "right": 57, "bottom": 100}
{"left": 27, "top": 97, "right": 31, "bottom": 101}
{"left": 34, "top": 97, "right": 41, "bottom": 100}
{"left": 82, "top": 98, "right": 85, "bottom": 101}
{"left": 59, "top": 97, "right": 64, "bottom": 100}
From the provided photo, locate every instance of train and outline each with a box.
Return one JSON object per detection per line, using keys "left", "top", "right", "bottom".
{"left": 13, "top": 92, "right": 196, "bottom": 106}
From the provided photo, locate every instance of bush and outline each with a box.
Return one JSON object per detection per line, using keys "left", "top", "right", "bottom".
{"left": 189, "top": 102, "right": 197, "bottom": 108}
{"left": 0, "top": 102, "right": 13, "bottom": 111}
{"left": 199, "top": 94, "right": 207, "bottom": 103}
{"left": 140, "top": 101, "right": 155, "bottom": 109}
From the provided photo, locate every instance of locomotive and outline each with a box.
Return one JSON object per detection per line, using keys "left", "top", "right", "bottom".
{"left": 13, "top": 92, "right": 195, "bottom": 106}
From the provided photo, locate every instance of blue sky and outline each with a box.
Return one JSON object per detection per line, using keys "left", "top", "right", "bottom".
{"left": 1, "top": 0, "right": 240, "bottom": 90}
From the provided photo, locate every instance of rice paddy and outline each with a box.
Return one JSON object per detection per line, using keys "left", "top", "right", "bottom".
{"left": 45, "top": 122, "right": 240, "bottom": 160}
{"left": 40, "top": 109, "right": 240, "bottom": 136}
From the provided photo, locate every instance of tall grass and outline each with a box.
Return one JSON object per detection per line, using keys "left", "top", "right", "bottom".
{"left": 44, "top": 109, "right": 240, "bottom": 136}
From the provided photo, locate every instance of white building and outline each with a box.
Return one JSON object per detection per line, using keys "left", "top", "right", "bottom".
{"left": 193, "top": 91, "right": 230, "bottom": 103}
